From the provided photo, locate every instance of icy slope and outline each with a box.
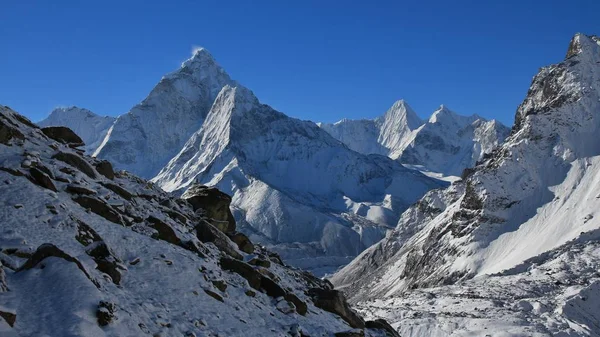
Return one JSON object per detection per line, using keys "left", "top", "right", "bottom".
{"left": 332, "top": 33, "right": 600, "bottom": 304}
{"left": 152, "top": 85, "right": 446, "bottom": 275}
{"left": 320, "top": 102, "right": 509, "bottom": 177}
{"left": 38, "top": 106, "right": 115, "bottom": 154}
{"left": 0, "top": 105, "right": 396, "bottom": 337}
{"left": 94, "top": 48, "right": 236, "bottom": 178}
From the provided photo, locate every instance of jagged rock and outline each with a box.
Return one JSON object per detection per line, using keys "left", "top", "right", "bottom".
{"left": 52, "top": 151, "right": 97, "bottom": 178}
{"left": 28, "top": 167, "right": 57, "bottom": 191}
{"left": 18, "top": 243, "right": 93, "bottom": 281}
{"left": 94, "top": 160, "right": 114, "bottom": 180}
{"left": 182, "top": 184, "right": 236, "bottom": 233}
{"left": 0, "top": 310, "right": 16, "bottom": 327}
{"left": 41, "top": 126, "right": 84, "bottom": 147}
{"left": 96, "top": 301, "right": 116, "bottom": 326}
{"left": 308, "top": 288, "right": 365, "bottom": 329}
{"left": 334, "top": 329, "right": 364, "bottom": 337}
{"left": 260, "top": 275, "right": 286, "bottom": 298}
{"left": 248, "top": 256, "right": 271, "bottom": 268}
{"left": 365, "top": 319, "right": 400, "bottom": 337}
{"left": 100, "top": 182, "right": 134, "bottom": 201}
{"left": 75, "top": 219, "right": 102, "bottom": 246}
{"left": 72, "top": 196, "right": 123, "bottom": 225}
{"left": 0, "top": 118, "right": 24, "bottom": 145}
{"left": 228, "top": 232, "right": 254, "bottom": 254}
{"left": 276, "top": 298, "right": 296, "bottom": 314}
{"left": 220, "top": 257, "right": 262, "bottom": 290}
{"left": 195, "top": 220, "right": 242, "bottom": 259}
{"left": 147, "top": 216, "right": 181, "bottom": 245}
{"left": 66, "top": 184, "right": 97, "bottom": 195}
{"left": 285, "top": 293, "right": 307, "bottom": 316}
{"left": 212, "top": 280, "right": 228, "bottom": 292}
{"left": 86, "top": 241, "right": 122, "bottom": 285}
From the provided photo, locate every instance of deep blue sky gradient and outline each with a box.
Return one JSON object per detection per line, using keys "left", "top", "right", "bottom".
{"left": 1, "top": 1, "right": 599, "bottom": 125}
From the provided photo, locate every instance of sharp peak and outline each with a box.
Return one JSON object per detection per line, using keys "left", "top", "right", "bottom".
{"left": 566, "top": 33, "right": 600, "bottom": 59}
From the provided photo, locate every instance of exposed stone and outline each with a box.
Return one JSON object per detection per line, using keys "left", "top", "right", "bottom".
{"left": 0, "top": 262, "right": 8, "bottom": 292}
{"left": 72, "top": 196, "right": 123, "bottom": 225}
{"left": 75, "top": 219, "right": 102, "bottom": 246}
{"left": 66, "top": 184, "right": 97, "bottom": 195}
{"left": 52, "top": 151, "right": 97, "bottom": 178}
{"left": 220, "top": 257, "right": 261, "bottom": 290}
{"left": 100, "top": 182, "right": 134, "bottom": 201}
{"left": 365, "top": 319, "right": 401, "bottom": 337}
{"left": 94, "top": 160, "right": 115, "bottom": 180}
{"left": 0, "top": 119, "right": 24, "bottom": 145}
{"left": 86, "top": 241, "right": 122, "bottom": 285}
{"left": 182, "top": 184, "right": 236, "bottom": 233}
{"left": 0, "top": 310, "right": 16, "bottom": 327}
{"left": 204, "top": 289, "right": 224, "bottom": 302}
{"left": 97, "top": 301, "right": 116, "bottom": 326}
{"left": 260, "top": 275, "right": 286, "bottom": 298}
{"left": 248, "top": 256, "right": 271, "bottom": 268}
{"left": 307, "top": 288, "right": 365, "bottom": 329}
{"left": 18, "top": 243, "right": 93, "bottom": 282}
{"left": 28, "top": 167, "right": 57, "bottom": 192}
{"left": 228, "top": 232, "right": 254, "bottom": 254}
{"left": 212, "top": 280, "right": 228, "bottom": 292}
{"left": 41, "top": 126, "right": 84, "bottom": 146}
{"left": 334, "top": 330, "right": 364, "bottom": 337}
{"left": 195, "top": 220, "right": 242, "bottom": 260}
{"left": 284, "top": 293, "right": 307, "bottom": 316}
{"left": 147, "top": 216, "right": 181, "bottom": 245}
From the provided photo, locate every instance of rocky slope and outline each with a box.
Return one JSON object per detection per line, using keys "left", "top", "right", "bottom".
{"left": 0, "top": 105, "right": 399, "bottom": 337}
{"left": 331, "top": 33, "right": 600, "bottom": 336}
{"left": 151, "top": 85, "right": 445, "bottom": 275}
{"left": 319, "top": 103, "right": 509, "bottom": 177}
{"left": 38, "top": 106, "right": 115, "bottom": 154}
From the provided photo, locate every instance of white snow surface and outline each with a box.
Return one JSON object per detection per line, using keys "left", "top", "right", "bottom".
{"left": 331, "top": 33, "right": 600, "bottom": 336}
{"left": 319, "top": 103, "right": 510, "bottom": 177}
{"left": 38, "top": 106, "right": 115, "bottom": 154}
{"left": 0, "top": 105, "right": 389, "bottom": 337}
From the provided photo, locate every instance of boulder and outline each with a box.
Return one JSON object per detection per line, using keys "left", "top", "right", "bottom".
{"left": 248, "top": 256, "right": 271, "bottom": 268}
{"left": 28, "top": 167, "right": 57, "bottom": 191}
{"left": 86, "top": 241, "right": 122, "bottom": 285}
{"left": 41, "top": 126, "right": 84, "bottom": 147}
{"left": 96, "top": 301, "right": 116, "bottom": 326}
{"left": 219, "top": 257, "right": 262, "bottom": 290}
{"left": 228, "top": 232, "right": 254, "bottom": 254}
{"left": 66, "top": 184, "right": 97, "bottom": 195}
{"left": 72, "top": 196, "right": 123, "bottom": 225}
{"left": 100, "top": 182, "right": 134, "bottom": 201}
{"left": 334, "top": 330, "right": 364, "bottom": 337}
{"left": 307, "top": 288, "right": 365, "bottom": 329}
{"left": 203, "top": 289, "right": 224, "bottom": 302}
{"left": 52, "top": 151, "right": 97, "bottom": 178}
{"left": 18, "top": 243, "right": 93, "bottom": 282}
{"left": 365, "top": 319, "right": 401, "bottom": 337}
{"left": 284, "top": 293, "right": 307, "bottom": 316}
{"left": 75, "top": 219, "right": 102, "bottom": 246}
{"left": 0, "top": 310, "right": 16, "bottom": 327}
{"left": 147, "top": 216, "right": 181, "bottom": 245}
{"left": 182, "top": 184, "right": 236, "bottom": 233}
{"left": 195, "top": 220, "right": 242, "bottom": 259}
{"left": 94, "top": 160, "right": 114, "bottom": 180}
{"left": 0, "top": 119, "right": 24, "bottom": 145}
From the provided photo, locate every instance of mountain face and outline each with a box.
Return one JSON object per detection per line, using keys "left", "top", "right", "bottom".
{"left": 0, "top": 105, "right": 399, "bottom": 337}
{"left": 320, "top": 103, "right": 510, "bottom": 177}
{"left": 38, "top": 107, "right": 115, "bottom": 154}
{"left": 151, "top": 85, "right": 446, "bottom": 275}
{"left": 94, "top": 49, "right": 236, "bottom": 179}
{"left": 331, "top": 33, "right": 600, "bottom": 335}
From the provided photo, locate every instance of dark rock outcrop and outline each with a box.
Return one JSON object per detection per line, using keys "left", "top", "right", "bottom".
{"left": 228, "top": 232, "right": 254, "bottom": 254}
{"left": 219, "top": 257, "right": 262, "bottom": 290}
{"left": 41, "top": 126, "right": 84, "bottom": 147}
{"left": 66, "top": 184, "right": 97, "bottom": 195}
{"left": 147, "top": 216, "right": 181, "bottom": 245}
{"left": 0, "top": 310, "right": 16, "bottom": 327}
{"left": 365, "top": 319, "right": 400, "bottom": 337}
{"left": 195, "top": 221, "right": 242, "bottom": 259}
{"left": 52, "top": 151, "right": 97, "bottom": 178}
{"left": 182, "top": 184, "right": 236, "bottom": 233}
{"left": 94, "top": 160, "right": 115, "bottom": 180}
{"left": 18, "top": 243, "right": 93, "bottom": 282}
{"left": 96, "top": 301, "right": 116, "bottom": 326}
{"left": 100, "top": 182, "right": 134, "bottom": 201}
{"left": 29, "top": 167, "right": 57, "bottom": 191}
{"left": 72, "top": 196, "right": 123, "bottom": 225}
{"left": 307, "top": 288, "right": 365, "bottom": 329}
{"left": 86, "top": 241, "right": 122, "bottom": 285}
{"left": 0, "top": 118, "right": 24, "bottom": 145}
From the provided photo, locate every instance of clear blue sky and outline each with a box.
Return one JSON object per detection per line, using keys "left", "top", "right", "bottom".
{"left": 1, "top": 1, "right": 599, "bottom": 126}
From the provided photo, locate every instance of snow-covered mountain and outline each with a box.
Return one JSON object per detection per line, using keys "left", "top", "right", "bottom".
{"left": 0, "top": 105, "right": 399, "bottom": 337}
{"left": 38, "top": 106, "right": 115, "bottom": 154}
{"left": 331, "top": 33, "right": 600, "bottom": 336}
{"left": 94, "top": 48, "right": 236, "bottom": 179}
{"left": 320, "top": 102, "right": 510, "bottom": 177}
{"left": 151, "top": 84, "right": 446, "bottom": 275}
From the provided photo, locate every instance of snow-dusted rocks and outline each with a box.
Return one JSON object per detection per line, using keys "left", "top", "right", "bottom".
{"left": 320, "top": 102, "right": 509, "bottom": 177}
{"left": 0, "top": 105, "right": 393, "bottom": 336}
{"left": 94, "top": 48, "right": 236, "bottom": 179}
{"left": 38, "top": 106, "right": 115, "bottom": 154}
{"left": 331, "top": 33, "right": 600, "bottom": 335}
